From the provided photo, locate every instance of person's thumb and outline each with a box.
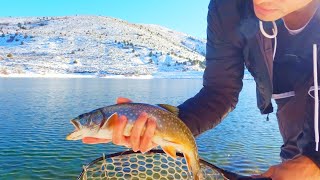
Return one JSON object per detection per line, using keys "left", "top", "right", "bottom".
{"left": 116, "top": 97, "right": 132, "bottom": 104}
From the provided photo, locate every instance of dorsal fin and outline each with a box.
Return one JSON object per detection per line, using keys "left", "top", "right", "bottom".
{"left": 157, "top": 104, "right": 179, "bottom": 116}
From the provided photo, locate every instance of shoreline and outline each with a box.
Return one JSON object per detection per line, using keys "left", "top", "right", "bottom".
{"left": 0, "top": 71, "right": 254, "bottom": 80}
{"left": 0, "top": 71, "right": 205, "bottom": 79}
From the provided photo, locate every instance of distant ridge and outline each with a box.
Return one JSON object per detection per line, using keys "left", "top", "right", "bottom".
{"left": 0, "top": 16, "right": 206, "bottom": 78}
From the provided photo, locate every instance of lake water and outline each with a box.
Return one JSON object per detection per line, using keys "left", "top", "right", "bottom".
{"left": 0, "top": 78, "right": 282, "bottom": 179}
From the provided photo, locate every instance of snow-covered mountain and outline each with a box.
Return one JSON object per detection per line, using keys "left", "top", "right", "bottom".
{"left": 0, "top": 16, "right": 206, "bottom": 78}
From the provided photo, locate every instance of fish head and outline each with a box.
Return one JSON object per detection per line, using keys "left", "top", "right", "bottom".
{"left": 66, "top": 118, "right": 89, "bottom": 140}
{"left": 66, "top": 110, "right": 117, "bottom": 141}
{"left": 65, "top": 117, "right": 100, "bottom": 140}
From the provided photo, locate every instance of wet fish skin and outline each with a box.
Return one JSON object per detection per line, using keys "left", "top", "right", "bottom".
{"left": 66, "top": 103, "right": 203, "bottom": 180}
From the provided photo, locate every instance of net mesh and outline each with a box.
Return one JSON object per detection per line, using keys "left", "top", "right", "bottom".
{"left": 78, "top": 150, "right": 227, "bottom": 180}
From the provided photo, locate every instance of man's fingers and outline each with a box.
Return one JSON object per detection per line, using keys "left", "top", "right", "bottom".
{"left": 130, "top": 112, "right": 148, "bottom": 152}
{"left": 140, "top": 117, "right": 157, "bottom": 153}
{"left": 141, "top": 142, "right": 158, "bottom": 154}
{"left": 82, "top": 137, "right": 111, "bottom": 144}
{"left": 112, "top": 115, "right": 128, "bottom": 145}
{"left": 116, "top": 97, "right": 132, "bottom": 104}
{"left": 110, "top": 110, "right": 157, "bottom": 153}
{"left": 123, "top": 136, "right": 132, "bottom": 148}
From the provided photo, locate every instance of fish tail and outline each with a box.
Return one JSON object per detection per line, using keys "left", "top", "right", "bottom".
{"left": 184, "top": 152, "right": 202, "bottom": 180}
{"left": 195, "top": 171, "right": 204, "bottom": 180}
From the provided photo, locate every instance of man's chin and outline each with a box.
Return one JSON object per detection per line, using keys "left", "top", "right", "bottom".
{"left": 255, "top": 13, "right": 279, "bottom": 22}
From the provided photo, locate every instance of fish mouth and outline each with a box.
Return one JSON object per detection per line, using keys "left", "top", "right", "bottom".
{"left": 66, "top": 131, "right": 82, "bottom": 140}
{"left": 66, "top": 118, "right": 84, "bottom": 140}
{"left": 65, "top": 133, "right": 73, "bottom": 140}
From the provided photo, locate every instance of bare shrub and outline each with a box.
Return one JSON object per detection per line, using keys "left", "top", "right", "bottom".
{"left": 7, "top": 53, "right": 13, "bottom": 58}
{"left": 0, "top": 68, "right": 9, "bottom": 75}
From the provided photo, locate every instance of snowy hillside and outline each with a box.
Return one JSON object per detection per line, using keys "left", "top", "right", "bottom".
{"left": 0, "top": 16, "right": 206, "bottom": 78}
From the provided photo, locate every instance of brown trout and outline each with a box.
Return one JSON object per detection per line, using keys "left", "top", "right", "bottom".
{"left": 66, "top": 103, "right": 203, "bottom": 180}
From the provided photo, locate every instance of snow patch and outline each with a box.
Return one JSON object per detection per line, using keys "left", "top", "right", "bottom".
{"left": 0, "top": 16, "right": 206, "bottom": 78}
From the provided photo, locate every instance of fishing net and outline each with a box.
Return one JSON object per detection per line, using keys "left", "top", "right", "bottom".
{"left": 77, "top": 150, "right": 232, "bottom": 180}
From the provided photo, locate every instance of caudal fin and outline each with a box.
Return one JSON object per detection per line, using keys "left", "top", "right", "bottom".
{"left": 195, "top": 171, "right": 204, "bottom": 180}
{"left": 183, "top": 153, "right": 203, "bottom": 180}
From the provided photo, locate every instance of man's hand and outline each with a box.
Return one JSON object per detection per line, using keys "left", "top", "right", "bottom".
{"left": 254, "top": 155, "right": 320, "bottom": 180}
{"left": 82, "top": 97, "right": 158, "bottom": 153}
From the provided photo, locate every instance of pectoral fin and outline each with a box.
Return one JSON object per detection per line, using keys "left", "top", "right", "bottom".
{"left": 161, "top": 146, "right": 177, "bottom": 159}
{"left": 100, "top": 113, "right": 118, "bottom": 129}
{"left": 82, "top": 137, "right": 112, "bottom": 144}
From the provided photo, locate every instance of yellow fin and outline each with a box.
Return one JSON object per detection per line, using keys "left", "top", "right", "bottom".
{"left": 183, "top": 153, "right": 193, "bottom": 177}
{"left": 183, "top": 153, "right": 202, "bottom": 180}
{"left": 162, "top": 146, "right": 177, "bottom": 159}
{"left": 100, "top": 113, "right": 118, "bottom": 129}
{"left": 157, "top": 104, "right": 179, "bottom": 116}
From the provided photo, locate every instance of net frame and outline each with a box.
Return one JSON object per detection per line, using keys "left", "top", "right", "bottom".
{"left": 77, "top": 149, "right": 241, "bottom": 180}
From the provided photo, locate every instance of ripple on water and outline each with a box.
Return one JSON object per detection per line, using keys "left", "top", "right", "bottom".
{"left": 0, "top": 79, "right": 282, "bottom": 179}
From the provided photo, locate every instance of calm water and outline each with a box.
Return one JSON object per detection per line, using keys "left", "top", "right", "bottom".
{"left": 0, "top": 78, "right": 282, "bottom": 179}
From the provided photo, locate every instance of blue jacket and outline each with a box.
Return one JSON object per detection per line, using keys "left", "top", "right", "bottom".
{"left": 178, "top": 0, "right": 320, "bottom": 167}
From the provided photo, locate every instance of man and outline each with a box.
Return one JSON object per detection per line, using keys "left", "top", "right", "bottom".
{"left": 83, "top": 0, "right": 320, "bottom": 179}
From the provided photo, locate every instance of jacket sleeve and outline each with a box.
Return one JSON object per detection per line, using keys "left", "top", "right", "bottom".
{"left": 298, "top": 93, "right": 320, "bottom": 167}
{"left": 178, "top": 0, "right": 245, "bottom": 137}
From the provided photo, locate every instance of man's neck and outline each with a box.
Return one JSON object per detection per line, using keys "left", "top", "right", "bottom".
{"left": 283, "top": 0, "right": 319, "bottom": 30}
